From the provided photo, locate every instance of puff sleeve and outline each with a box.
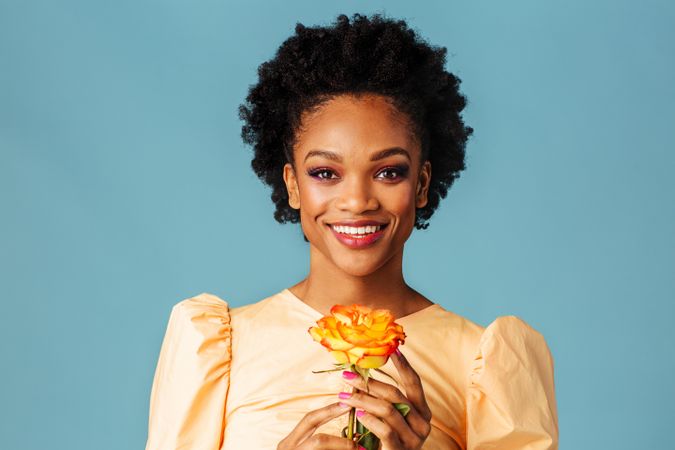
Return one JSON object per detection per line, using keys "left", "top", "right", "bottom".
{"left": 145, "top": 293, "right": 232, "bottom": 450}
{"left": 466, "top": 316, "right": 559, "bottom": 450}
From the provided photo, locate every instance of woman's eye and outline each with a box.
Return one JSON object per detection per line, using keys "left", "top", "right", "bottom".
{"left": 308, "top": 168, "right": 338, "bottom": 180}
{"left": 308, "top": 166, "right": 408, "bottom": 181}
{"left": 377, "top": 166, "right": 408, "bottom": 180}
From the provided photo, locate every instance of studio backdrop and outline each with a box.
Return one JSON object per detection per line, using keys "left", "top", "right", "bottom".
{"left": 1, "top": 1, "right": 673, "bottom": 449}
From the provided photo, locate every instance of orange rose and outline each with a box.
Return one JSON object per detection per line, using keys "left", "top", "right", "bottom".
{"left": 308, "top": 304, "right": 406, "bottom": 369}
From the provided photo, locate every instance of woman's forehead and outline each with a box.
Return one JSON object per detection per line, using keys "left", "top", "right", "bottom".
{"left": 294, "top": 94, "right": 420, "bottom": 160}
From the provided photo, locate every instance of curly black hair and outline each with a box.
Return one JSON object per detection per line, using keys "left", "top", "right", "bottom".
{"left": 239, "top": 13, "right": 473, "bottom": 230}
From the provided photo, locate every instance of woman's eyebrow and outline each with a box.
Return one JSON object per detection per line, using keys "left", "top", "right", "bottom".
{"left": 303, "top": 147, "right": 411, "bottom": 163}
{"left": 369, "top": 147, "right": 411, "bottom": 162}
{"left": 304, "top": 149, "right": 341, "bottom": 162}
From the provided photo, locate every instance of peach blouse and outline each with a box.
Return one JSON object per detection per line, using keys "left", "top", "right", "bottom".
{"left": 144, "top": 289, "right": 559, "bottom": 450}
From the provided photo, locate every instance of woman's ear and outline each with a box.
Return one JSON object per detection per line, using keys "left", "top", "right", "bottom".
{"left": 416, "top": 161, "right": 432, "bottom": 208}
{"left": 283, "top": 163, "right": 301, "bottom": 209}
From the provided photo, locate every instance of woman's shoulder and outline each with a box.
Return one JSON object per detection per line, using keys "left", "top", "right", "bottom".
{"left": 171, "top": 292, "right": 229, "bottom": 314}
{"left": 169, "top": 290, "right": 277, "bottom": 318}
{"left": 471, "top": 314, "right": 555, "bottom": 374}
{"left": 229, "top": 294, "right": 276, "bottom": 315}
{"left": 166, "top": 291, "right": 286, "bottom": 338}
{"left": 427, "top": 304, "right": 549, "bottom": 341}
{"left": 479, "top": 315, "right": 550, "bottom": 345}
{"left": 165, "top": 292, "right": 232, "bottom": 336}
{"left": 413, "top": 304, "right": 485, "bottom": 348}
{"left": 416, "top": 305, "right": 552, "bottom": 363}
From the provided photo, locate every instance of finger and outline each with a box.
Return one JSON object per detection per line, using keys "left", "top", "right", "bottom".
{"left": 297, "top": 433, "right": 361, "bottom": 450}
{"left": 342, "top": 372, "right": 407, "bottom": 402}
{"left": 342, "top": 370, "right": 431, "bottom": 439}
{"left": 281, "top": 402, "right": 351, "bottom": 448}
{"left": 390, "top": 350, "right": 433, "bottom": 421}
{"left": 339, "top": 389, "right": 419, "bottom": 448}
{"left": 345, "top": 387, "right": 431, "bottom": 443}
{"left": 353, "top": 409, "right": 412, "bottom": 449}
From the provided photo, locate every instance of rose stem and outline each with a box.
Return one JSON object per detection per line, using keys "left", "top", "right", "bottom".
{"left": 347, "top": 406, "right": 356, "bottom": 440}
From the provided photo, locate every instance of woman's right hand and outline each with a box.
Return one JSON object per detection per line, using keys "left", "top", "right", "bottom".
{"left": 277, "top": 402, "right": 362, "bottom": 449}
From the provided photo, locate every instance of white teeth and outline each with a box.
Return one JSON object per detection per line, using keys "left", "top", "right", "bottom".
{"left": 331, "top": 224, "right": 383, "bottom": 235}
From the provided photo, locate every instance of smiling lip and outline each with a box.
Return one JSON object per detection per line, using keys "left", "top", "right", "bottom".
{"left": 327, "top": 220, "right": 388, "bottom": 249}
{"left": 328, "top": 219, "right": 388, "bottom": 227}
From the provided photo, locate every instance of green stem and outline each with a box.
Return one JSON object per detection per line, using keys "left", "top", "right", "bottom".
{"left": 347, "top": 406, "right": 355, "bottom": 440}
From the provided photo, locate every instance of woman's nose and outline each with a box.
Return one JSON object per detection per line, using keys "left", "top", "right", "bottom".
{"left": 335, "top": 177, "right": 379, "bottom": 213}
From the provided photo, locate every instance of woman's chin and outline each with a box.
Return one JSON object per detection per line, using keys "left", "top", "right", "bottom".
{"left": 307, "top": 230, "right": 404, "bottom": 277}
{"left": 330, "top": 252, "right": 394, "bottom": 278}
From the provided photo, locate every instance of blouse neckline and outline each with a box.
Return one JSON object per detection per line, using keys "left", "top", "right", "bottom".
{"left": 279, "top": 288, "right": 441, "bottom": 323}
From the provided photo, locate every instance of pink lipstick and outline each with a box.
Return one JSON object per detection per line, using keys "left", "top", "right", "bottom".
{"left": 327, "top": 221, "right": 388, "bottom": 249}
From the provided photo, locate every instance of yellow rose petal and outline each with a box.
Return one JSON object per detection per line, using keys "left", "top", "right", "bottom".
{"left": 357, "top": 355, "right": 389, "bottom": 369}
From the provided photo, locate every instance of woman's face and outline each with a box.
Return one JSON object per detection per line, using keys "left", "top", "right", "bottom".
{"left": 283, "top": 93, "right": 431, "bottom": 277}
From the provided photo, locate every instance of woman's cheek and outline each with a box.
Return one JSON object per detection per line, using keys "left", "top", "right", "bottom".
{"left": 300, "top": 183, "right": 334, "bottom": 213}
{"left": 382, "top": 182, "right": 416, "bottom": 215}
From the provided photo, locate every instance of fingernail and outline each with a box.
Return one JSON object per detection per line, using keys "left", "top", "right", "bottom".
{"left": 338, "top": 391, "right": 352, "bottom": 399}
{"left": 342, "top": 371, "right": 357, "bottom": 380}
{"left": 359, "top": 446, "right": 366, "bottom": 450}
{"left": 338, "top": 401, "right": 350, "bottom": 408}
{"left": 395, "top": 348, "right": 401, "bottom": 356}
{"left": 356, "top": 409, "right": 365, "bottom": 418}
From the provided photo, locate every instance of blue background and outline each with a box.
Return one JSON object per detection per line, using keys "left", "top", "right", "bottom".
{"left": 1, "top": 1, "right": 673, "bottom": 449}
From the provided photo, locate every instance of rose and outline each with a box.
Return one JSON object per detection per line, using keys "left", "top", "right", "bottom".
{"left": 308, "top": 304, "right": 406, "bottom": 369}
{"left": 308, "top": 304, "right": 408, "bottom": 448}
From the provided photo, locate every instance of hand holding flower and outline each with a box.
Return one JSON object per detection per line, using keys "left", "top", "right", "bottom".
{"left": 338, "top": 350, "right": 432, "bottom": 450}
{"left": 307, "top": 304, "right": 430, "bottom": 449}
{"left": 276, "top": 401, "right": 359, "bottom": 450}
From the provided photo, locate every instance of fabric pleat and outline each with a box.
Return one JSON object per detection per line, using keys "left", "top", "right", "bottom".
{"left": 466, "top": 316, "right": 559, "bottom": 449}
{"left": 145, "top": 294, "right": 231, "bottom": 450}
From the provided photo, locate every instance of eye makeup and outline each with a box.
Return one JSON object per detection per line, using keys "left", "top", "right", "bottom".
{"left": 306, "top": 163, "right": 410, "bottom": 180}
{"left": 376, "top": 164, "right": 409, "bottom": 180}
{"left": 306, "top": 167, "right": 339, "bottom": 180}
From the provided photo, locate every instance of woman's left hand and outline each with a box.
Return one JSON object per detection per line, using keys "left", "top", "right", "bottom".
{"left": 338, "top": 349, "right": 432, "bottom": 450}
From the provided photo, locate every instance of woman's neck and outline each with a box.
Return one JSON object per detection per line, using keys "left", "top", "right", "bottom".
{"left": 288, "top": 246, "right": 433, "bottom": 319}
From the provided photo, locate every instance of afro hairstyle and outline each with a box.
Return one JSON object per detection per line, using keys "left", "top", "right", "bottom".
{"left": 239, "top": 13, "right": 473, "bottom": 230}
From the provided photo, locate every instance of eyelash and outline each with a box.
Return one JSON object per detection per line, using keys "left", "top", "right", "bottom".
{"left": 306, "top": 165, "right": 409, "bottom": 181}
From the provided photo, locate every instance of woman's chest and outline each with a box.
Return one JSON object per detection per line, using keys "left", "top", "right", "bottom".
{"left": 221, "top": 324, "right": 471, "bottom": 449}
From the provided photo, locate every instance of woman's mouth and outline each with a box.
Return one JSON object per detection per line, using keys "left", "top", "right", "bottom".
{"left": 327, "top": 223, "right": 388, "bottom": 249}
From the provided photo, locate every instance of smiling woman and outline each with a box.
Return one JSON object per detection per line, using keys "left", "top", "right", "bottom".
{"left": 144, "top": 13, "right": 559, "bottom": 450}
{"left": 282, "top": 94, "right": 431, "bottom": 276}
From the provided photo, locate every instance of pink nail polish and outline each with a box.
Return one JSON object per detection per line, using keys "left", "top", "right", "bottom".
{"left": 342, "top": 371, "right": 357, "bottom": 380}
{"left": 356, "top": 409, "right": 365, "bottom": 418}
{"left": 395, "top": 348, "right": 401, "bottom": 356}
{"left": 338, "top": 391, "right": 352, "bottom": 399}
{"left": 359, "top": 446, "right": 366, "bottom": 450}
{"left": 338, "top": 401, "right": 350, "bottom": 408}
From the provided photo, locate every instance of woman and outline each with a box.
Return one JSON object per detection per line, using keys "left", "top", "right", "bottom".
{"left": 144, "top": 13, "right": 559, "bottom": 450}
